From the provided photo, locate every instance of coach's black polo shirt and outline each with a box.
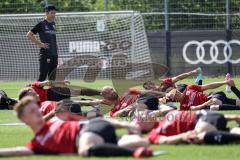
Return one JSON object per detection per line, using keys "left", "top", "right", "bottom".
{"left": 31, "top": 19, "right": 58, "bottom": 58}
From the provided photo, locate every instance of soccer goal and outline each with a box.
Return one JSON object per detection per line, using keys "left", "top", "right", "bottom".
{"left": 0, "top": 11, "right": 152, "bottom": 80}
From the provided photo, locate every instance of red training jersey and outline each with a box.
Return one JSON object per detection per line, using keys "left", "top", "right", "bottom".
{"left": 26, "top": 121, "right": 81, "bottom": 154}
{"left": 109, "top": 88, "right": 141, "bottom": 117}
{"left": 40, "top": 101, "right": 57, "bottom": 116}
{"left": 161, "top": 77, "right": 174, "bottom": 87}
{"left": 146, "top": 110, "right": 196, "bottom": 144}
{"left": 180, "top": 85, "right": 209, "bottom": 110}
{"left": 31, "top": 81, "right": 48, "bottom": 103}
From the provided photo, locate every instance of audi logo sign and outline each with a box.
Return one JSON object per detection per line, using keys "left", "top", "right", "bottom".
{"left": 182, "top": 40, "right": 240, "bottom": 64}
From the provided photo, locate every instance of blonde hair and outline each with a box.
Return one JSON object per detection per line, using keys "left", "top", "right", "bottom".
{"left": 14, "top": 96, "right": 35, "bottom": 119}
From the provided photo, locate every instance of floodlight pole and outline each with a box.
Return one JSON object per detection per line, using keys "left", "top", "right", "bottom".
{"left": 44, "top": 0, "right": 48, "bottom": 6}
{"left": 226, "top": 0, "right": 233, "bottom": 74}
{"left": 104, "top": 0, "right": 108, "bottom": 11}
{"left": 164, "top": 0, "right": 171, "bottom": 76}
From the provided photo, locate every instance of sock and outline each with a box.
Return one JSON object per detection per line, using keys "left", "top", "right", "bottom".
{"left": 198, "top": 80, "right": 202, "bottom": 85}
{"left": 88, "top": 143, "right": 134, "bottom": 157}
{"left": 195, "top": 73, "right": 203, "bottom": 85}
{"left": 204, "top": 131, "right": 240, "bottom": 144}
{"left": 219, "top": 105, "right": 240, "bottom": 110}
{"left": 231, "top": 86, "right": 240, "bottom": 99}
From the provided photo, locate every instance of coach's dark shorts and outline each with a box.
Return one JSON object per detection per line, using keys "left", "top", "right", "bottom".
{"left": 80, "top": 118, "right": 117, "bottom": 144}
{"left": 196, "top": 111, "right": 228, "bottom": 131}
{"left": 47, "top": 87, "right": 71, "bottom": 101}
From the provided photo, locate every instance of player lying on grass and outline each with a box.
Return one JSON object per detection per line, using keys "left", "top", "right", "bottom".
{"left": 107, "top": 68, "right": 203, "bottom": 117}
{"left": 19, "top": 80, "right": 104, "bottom": 103}
{"left": 0, "top": 96, "right": 153, "bottom": 158}
{"left": 18, "top": 88, "right": 106, "bottom": 120}
{"left": 0, "top": 90, "right": 17, "bottom": 109}
{"left": 101, "top": 86, "right": 166, "bottom": 117}
{"left": 43, "top": 99, "right": 104, "bottom": 121}
{"left": 160, "top": 79, "right": 240, "bottom": 110}
{"left": 134, "top": 109, "right": 240, "bottom": 144}
{"left": 143, "top": 68, "right": 202, "bottom": 93}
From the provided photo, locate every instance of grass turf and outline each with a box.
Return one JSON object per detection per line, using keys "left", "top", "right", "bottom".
{"left": 1, "top": 77, "right": 240, "bottom": 160}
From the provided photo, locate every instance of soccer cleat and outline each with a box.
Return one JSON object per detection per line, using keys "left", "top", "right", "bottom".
{"left": 196, "top": 67, "right": 202, "bottom": 74}
{"left": 225, "top": 73, "right": 232, "bottom": 93}
{"left": 133, "top": 147, "right": 153, "bottom": 158}
{"left": 195, "top": 67, "right": 203, "bottom": 84}
{"left": 195, "top": 70, "right": 204, "bottom": 84}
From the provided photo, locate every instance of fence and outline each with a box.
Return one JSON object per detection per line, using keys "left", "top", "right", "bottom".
{"left": 1, "top": 0, "right": 240, "bottom": 78}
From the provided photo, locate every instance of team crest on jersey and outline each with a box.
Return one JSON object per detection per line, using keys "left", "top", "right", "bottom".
{"left": 45, "top": 25, "right": 49, "bottom": 30}
{"left": 186, "top": 91, "right": 190, "bottom": 96}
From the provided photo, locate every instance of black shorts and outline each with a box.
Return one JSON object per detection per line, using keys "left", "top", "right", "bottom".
{"left": 208, "top": 91, "right": 236, "bottom": 105}
{"left": 137, "top": 94, "right": 159, "bottom": 110}
{"left": 47, "top": 87, "right": 71, "bottom": 101}
{"left": 80, "top": 118, "right": 117, "bottom": 144}
{"left": 196, "top": 111, "right": 228, "bottom": 131}
{"left": 176, "top": 84, "right": 188, "bottom": 93}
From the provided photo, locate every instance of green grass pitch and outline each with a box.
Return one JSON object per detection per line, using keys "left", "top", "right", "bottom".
{"left": 0, "top": 77, "right": 240, "bottom": 160}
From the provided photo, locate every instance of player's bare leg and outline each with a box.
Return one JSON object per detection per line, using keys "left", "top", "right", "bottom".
{"left": 118, "top": 134, "right": 149, "bottom": 149}
{"left": 171, "top": 68, "right": 201, "bottom": 83}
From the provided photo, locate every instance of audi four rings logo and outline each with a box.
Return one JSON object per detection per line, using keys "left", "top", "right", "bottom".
{"left": 182, "top": 40, "right": 240, "bottom": 64}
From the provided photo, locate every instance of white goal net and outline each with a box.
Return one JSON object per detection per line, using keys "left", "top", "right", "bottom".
{"left": 0, "top": 11, "right": 153, "bottom": 81}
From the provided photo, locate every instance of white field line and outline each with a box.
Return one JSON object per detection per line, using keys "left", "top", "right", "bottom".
{"left": 0, "top": 123, "right": 25, "bottom": 126}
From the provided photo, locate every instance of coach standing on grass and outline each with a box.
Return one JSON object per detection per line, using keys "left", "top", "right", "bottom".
{"left": 27, "top": 5, "right": 58, "bottom": 81}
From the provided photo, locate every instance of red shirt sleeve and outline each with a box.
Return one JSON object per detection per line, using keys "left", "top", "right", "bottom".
{"left": 146, "top": 132, "right": 162, "bottom": 144}
{"left": 31, "top": 81, "right": 48, "bottom": 103}
{"left": 26, "top": 141, "right": 42, "bottom": 154}
{"left": 109, "top": 111, "right": 115, "bottom": 117}
{"left": 26, "top": 141, "right": 34, "bottom": 150}
{"left": 128, "top": 88, "right": 141, "bottom": 95}
{"left": 187, "top": 84, "right": 203, "bottom": 92}
{"left": 40, "top": 101, "right": 56, "bottom": 116}
{"left": 31, "top": 81, "right": 42, "bottom": 88}
{"left": 161, "top": 77, "right": 174, "bottom": 86}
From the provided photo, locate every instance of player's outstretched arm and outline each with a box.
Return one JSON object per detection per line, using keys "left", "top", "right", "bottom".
{"left": 111, "top": 105, "right": 133, "bottom": 117}
{"left": 201, "top": 80, "right": 230, "bottom": 91}
{"left": 0, "top": 147, "right": 33, "bottom": 157}
{"left": 190, "top": 98, "right": 218, "bottom": 110}
{"left": 105, "top": 118, "right": 140, "bottom": 134}
{"left": 75, "top": 99, "right": 103, "bottom": 106}
{"left": 36, "top": 80, "right": 70, "bottom": 87}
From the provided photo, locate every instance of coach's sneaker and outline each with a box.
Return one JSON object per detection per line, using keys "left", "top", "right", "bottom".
{"left": 133, "top": 147, "right": 153, "bottom": 158}
{"left": 225, "top": 73, "right": 232, "bottom": 93}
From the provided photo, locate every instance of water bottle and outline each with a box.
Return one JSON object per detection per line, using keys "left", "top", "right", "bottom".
{"left": 225, "top": 73, "right": 232, "bottom": 93}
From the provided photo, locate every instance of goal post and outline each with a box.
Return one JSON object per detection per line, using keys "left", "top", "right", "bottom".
{"left": 0, "top": 11, "right": 153, "bottom": 81}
